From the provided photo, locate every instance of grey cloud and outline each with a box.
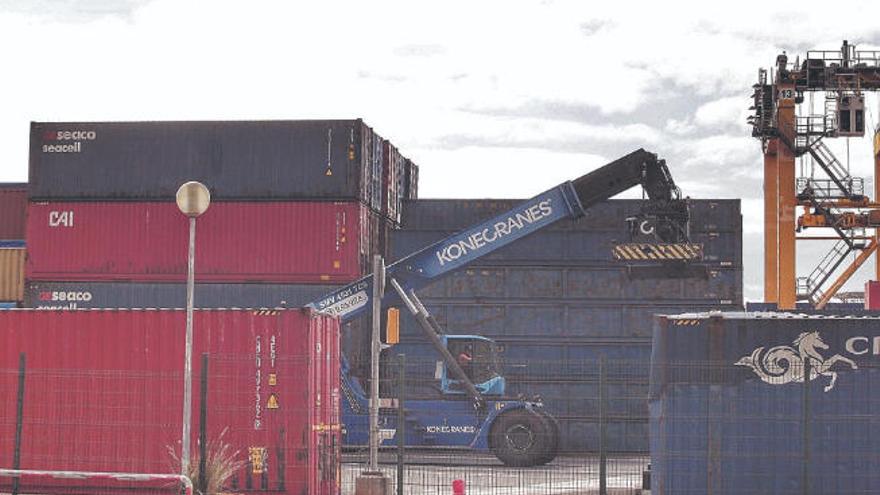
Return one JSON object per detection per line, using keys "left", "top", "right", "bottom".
{"left": 356, "top": 70, "right": 407, "bottom": 83}
{"left": 0, "top": 0, "right": 153, "bottom": 21}
{"left": 393, "top": 44, "right": 446, "bottom": 57}
{"left": 432, "top": 132, "right": 666, "bottom": 165}
{"left": 458, "top": 77, "right": 732, "bottom": 136}
{"left": 580, "top": 19, "right": 613, "bottom": 37}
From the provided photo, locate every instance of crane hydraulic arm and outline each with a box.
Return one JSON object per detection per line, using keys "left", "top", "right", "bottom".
{"left": 307, "top": 148, "right": 690, "bottom": 323}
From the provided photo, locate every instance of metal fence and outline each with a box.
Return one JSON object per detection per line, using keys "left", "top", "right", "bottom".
{"left": 342, "top": 354, "right": 880, "bottom": 495}
{"left": 342, "top": 355, "right": 651, "bottom": 495}
{"left": 3, "top": 353, "right": 877, "bottom": 494}
{"left": 0, "top": 353, "right": 338, "bottom": 495}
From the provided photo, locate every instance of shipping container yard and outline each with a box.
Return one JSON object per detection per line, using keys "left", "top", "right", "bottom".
{"left": 1, "top": 31, "right": 880, "bottom": 495}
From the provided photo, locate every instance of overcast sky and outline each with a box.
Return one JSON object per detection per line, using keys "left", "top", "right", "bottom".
{"left": 2, "top": 0, "right": 880, "bottom": 302}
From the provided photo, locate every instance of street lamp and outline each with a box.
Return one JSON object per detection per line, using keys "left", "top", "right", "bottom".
{"left": 175, "top": 181, "right": 211, "bottom": 477}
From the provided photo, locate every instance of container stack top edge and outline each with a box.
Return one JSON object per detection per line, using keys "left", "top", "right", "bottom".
{"left": 664, "top": 310, "right": 880, "bottom": 320}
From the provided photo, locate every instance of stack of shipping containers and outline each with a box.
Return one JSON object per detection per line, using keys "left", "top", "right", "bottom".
{"left": 0, "top": 184, "right": 27, "bottom": 308}
{"left": 650, "top": 312, "right": 880, "bottom": 494}
{"left": 390, "top": 198, "right": 743, "bottom": 453}
{"left": 0, "top": 308, "right": 341, "bottom": 495}
{"left": 24, "top": 120, "right": 418, "bottom": 375}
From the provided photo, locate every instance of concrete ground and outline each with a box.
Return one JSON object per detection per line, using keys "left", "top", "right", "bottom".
{"left": 341, "top": 452, "right": 648, "bottom": 495}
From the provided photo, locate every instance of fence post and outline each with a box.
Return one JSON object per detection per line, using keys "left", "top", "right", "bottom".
{"left": 198, "top": 353, "right": 208, "bottom": 494}
{"left": 802, "top": 357, "right": 811, "bottom": 495}
{"left": 599, "top": 355, "right": 607, "bottom": 495}
{"left": 396, "top": 354, "right": 405, "bottom": 495}
{"left": 12, "top": 353, "right": 25, "bottom": 495}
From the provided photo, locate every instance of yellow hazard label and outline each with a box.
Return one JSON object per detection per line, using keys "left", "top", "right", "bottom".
{"left": 312, "top": 423, "right": 342, "bottom": 432}
{"left": 673, "top": 319, "right": 701, "bottom": 326}
{"left": 267, "top": 393, "right": 279, "bottom": 409}
{"left": 268, "top": 373, "right": 277, "bottom": 386}
{"left": 612, "top": 243, "right": 704, "bottom": 261}
{"left": 249, "top": 447, "right": 267, "bottom": 474}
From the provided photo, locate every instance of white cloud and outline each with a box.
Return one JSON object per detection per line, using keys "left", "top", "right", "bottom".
{"left": 3, "top": 0, "right": 880, "bottom": 301}
{"left": 694, "top": 97, "right": 751, "bottom": 130}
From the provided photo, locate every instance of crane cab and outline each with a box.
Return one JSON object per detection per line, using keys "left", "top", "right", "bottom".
{"left": 438, "top": 335, "right": 506, "bottom": 396}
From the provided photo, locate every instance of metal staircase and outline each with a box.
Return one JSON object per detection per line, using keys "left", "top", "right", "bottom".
{"left": 793, "top": 92, "right": 862, "bottom": 200}
{"left": 797, "top": 238, "right": 853, "bottom": 304}
{"left": 804, "top": 140, "right": 861, "bottom": 199}
{"left": 824, "top": 92, "right": 839, "bottom": 137}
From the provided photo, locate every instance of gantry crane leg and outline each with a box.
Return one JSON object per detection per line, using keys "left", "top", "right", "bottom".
{"left": 764, "top": 141, "right": 779, "bottom": 304}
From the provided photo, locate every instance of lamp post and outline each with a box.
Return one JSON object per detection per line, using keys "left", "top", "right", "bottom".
{"left": 175, "top": 181, "right": 211, "bottom": 477}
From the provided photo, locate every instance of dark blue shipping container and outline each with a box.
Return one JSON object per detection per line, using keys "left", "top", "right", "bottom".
{"left": 392, "top": 230, "right": 740, "bottom": 269}
{"left": 0, "top": 302, "right": 16, "bottom": 308}
{"left": 651, "top": 312, "right": 880, "bottom": 494}
{"left": 400, "top": 198, "right": 741, "bottom": 233}
{"left": 403, "top": 266, "right": 740, "bottom": 303}
{"left": 392, "top": 339, "right": 653, "bottom": 452}
{"left": 398, "top": 300, "right": 739, "bottom": 341}
{"left": 29, "top": 120, "right": 418, "bottom": 212}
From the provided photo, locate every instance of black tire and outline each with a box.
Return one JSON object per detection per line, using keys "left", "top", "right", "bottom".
{"left": 489, "top": 409, "right": 553, "bottom": 467}
{"left": 533, "top": 409, "right": 560, "bottom": 465}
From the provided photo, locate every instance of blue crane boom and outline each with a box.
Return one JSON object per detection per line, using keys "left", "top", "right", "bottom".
{"left": 307, "top": 148, "right": 687, "bottom": 321}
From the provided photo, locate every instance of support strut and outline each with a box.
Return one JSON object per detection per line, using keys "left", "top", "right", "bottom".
{"left": 388, "top": 278, "right": 485, "bottom": 410}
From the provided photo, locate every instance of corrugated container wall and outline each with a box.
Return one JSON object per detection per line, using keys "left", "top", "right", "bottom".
{"left": 404, "top": 160, "right": 418, "bottom": 200}
{"left": 26, "top": 201, "right": 383, "bottom": 283}
{"left": 0, "top": 248, "right": 25, "bottom": 301}
{"left": 386, "top": 198, "right": 742, "bottom": 453}
{"left": 382, "top": 141, "right": 405, "bottom": 224}
{"left": 0, "top": 308, "right": 340, "bottom": 495}
{"left": 0, "top": 185, "right": 27, "bottom": 240}
{"left": 29, "top": 120, "right": 418, "bottom": 210}
{"left": 20, "top": 281, "right": 369, "bottom": 389}
{"left": 866, "top": 281, "right": 880, "bottom": 309}
{"left": 650, "top": 312, "right": 880, "bottom": 495}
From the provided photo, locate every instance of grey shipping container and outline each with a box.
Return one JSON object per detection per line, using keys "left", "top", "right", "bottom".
{"left": 24, "top": 281, "right": 337, "bottom": 309}
{"left": 413, "top": 265, "right": 740, "bottom": 302}
{"left": 394, "top": 338, "right": 654, "bottom": 452}
{"left": 400, "top": 198, "right": 741, "bottom": 233}
{"left": 651, "top": 312, "right": 880, "bottom": 494}
{"left": 380, "top": 197, "right": 743, "bottom": 453}
{"left": 392, "top": 230, "right": 740, "bottom": 268}
{"left": 404, "top": 160, "right": 418, "bottom": 200}
{"left": 397, "top": 300, "right": 741, "bottom": 342}
{"left": 391, "top": 301, "right": 739, "bottom": 453}
{"left": 29, "top": 120, "right": 418, "bottom": 210}
{"left": 393, "top": 199, "right": 743, "bottom": 268}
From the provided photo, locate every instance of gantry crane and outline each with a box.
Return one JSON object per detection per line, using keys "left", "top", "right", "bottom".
{"left": 750, "top": 40, "right": 880, "bottom": 309}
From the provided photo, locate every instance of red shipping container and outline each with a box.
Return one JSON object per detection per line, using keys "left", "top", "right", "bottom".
{"left": 0, "top": 185, "right": 27, "bottom": 239}
{"left": 26, "top": 201, "right": 374, "bottom": 283}
{"left": 0, "top": 308, "right": 340, "bottom": 495}
{"left": 866, "top": 281, "right": 880, "bottom": 310}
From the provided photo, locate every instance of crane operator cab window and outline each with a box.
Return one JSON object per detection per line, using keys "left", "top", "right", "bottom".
{"left": 443, "top": 337, "right": 505, "bottom": 396}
